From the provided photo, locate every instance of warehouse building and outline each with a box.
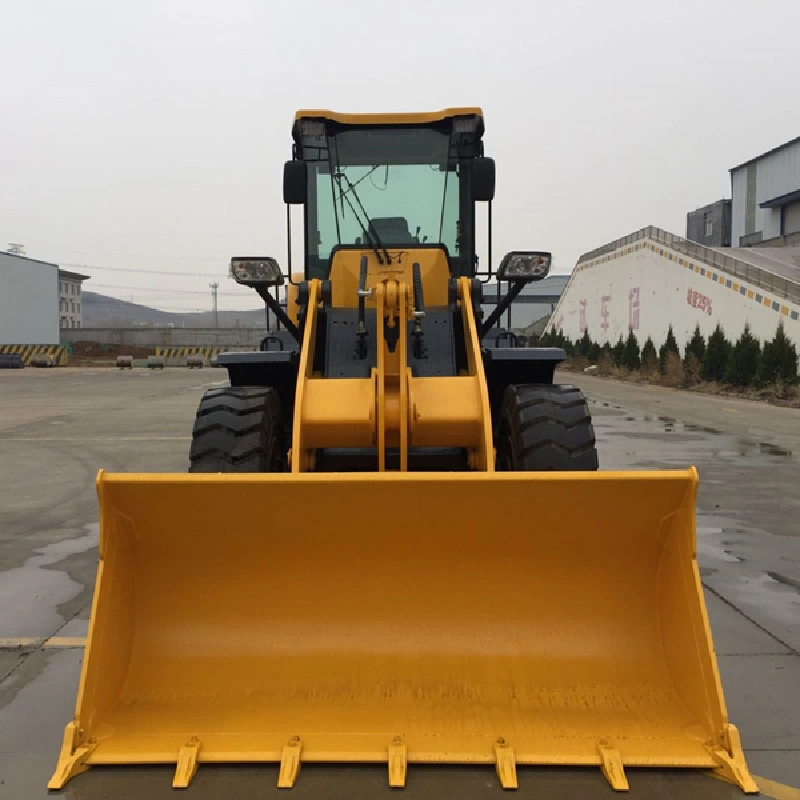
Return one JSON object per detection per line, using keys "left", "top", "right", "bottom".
{"left": 0, "top": 251, "right": 60, "bottom": 345}
{"left": 58, "top": 269, "right": 90, "bottom": 329}
{"left": 731, "top": 135, "right": 800, "bottom": 247}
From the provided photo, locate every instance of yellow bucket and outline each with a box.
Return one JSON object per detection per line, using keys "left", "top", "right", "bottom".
{"left": 50, "top": 468, "right": 755, "bottom": 791}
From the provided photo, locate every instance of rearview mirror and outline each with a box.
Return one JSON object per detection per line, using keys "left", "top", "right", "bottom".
{"left": 283, "top": 161, "right": 307, "bottom": 204}
{"left": 472, "top": 157, "right": 495, "bottom": 202}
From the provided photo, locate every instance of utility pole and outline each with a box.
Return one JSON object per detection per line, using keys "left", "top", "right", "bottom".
{"left": 210, "top": 282, "right": 219, "bottom": 328}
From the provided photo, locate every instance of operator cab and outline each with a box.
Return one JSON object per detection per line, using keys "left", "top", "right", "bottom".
{"left": 285, "top": 108, "right": 495, "bottom": 279}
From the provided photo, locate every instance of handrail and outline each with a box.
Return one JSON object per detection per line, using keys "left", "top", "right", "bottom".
{"left": 577, "top": 226, "right": 800, "bottom": 304}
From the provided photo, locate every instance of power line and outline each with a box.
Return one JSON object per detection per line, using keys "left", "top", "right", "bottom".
{"left": 60, "top": 262, "right": 227, "bottom": 278}
{"left": 89, "top": 282, "right": 251, "bottom": 297}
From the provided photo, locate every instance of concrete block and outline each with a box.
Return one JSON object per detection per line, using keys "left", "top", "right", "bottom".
{"left": 186, "top": 355, "right": 205, "bottom": 369}
{"left": 146, "top": 355, "right": 165, "bottom": 370}
{"left": 30, "top": 354, "right": 56, "bottom": 368}
{"left": 116, "top": 355, "right": 133, "bottom": 369}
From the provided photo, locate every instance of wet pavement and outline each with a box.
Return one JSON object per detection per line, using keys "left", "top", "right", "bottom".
{"left": 0, "top": 368, "right": 798, "bottom": 799}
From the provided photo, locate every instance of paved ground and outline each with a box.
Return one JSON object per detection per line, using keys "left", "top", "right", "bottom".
{"left": 0, "top": 368, "right": 798, "bottom": 799}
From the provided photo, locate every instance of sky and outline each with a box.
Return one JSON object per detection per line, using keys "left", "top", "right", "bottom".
{"left": 2, "top": 0, "right": 799, "bottom": 312}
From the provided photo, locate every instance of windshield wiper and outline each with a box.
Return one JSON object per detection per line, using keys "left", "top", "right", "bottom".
{"left": 333, "top": 172, "right": 391, "bottom": 265}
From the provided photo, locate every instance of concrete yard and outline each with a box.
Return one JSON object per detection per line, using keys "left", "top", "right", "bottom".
{"left": 0, "top": 368, "right": 798, "bottom": 799}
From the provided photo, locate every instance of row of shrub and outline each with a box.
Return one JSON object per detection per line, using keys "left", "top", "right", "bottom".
{"left": 533, "top": 322, "right": 798, "bottom": 388}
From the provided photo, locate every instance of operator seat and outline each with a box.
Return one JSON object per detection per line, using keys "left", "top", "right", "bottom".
{"left": 370, "top": 217, "right": 417, "bottom": 244}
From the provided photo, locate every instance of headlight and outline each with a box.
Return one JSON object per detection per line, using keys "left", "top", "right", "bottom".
{"left": 497, "top": 251, "right": 551, "bottom": 282}
{"left": 230, "top": 257, "right": 284, "bottom": 287}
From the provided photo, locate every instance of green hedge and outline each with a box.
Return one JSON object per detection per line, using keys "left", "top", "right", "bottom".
{"left": 548, "top": 321, "right": 797, "bottom": 389}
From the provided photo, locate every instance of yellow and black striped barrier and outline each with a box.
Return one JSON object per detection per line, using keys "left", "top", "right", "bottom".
{"left": 0, "top": 344, "right": 67, "bottom": 366}
{"left": 156, "top": 346, "right": 228, "bottom": 359}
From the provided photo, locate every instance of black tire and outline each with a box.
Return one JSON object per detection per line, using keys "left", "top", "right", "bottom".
{"left": 189, "top": 386, "right": 286, "bottom": 473}
{"left": 496, "top": 384, "right": 599, "bottom": 471}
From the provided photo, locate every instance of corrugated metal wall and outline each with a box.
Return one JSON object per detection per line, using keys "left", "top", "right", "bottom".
{"left": 731, "top": 139, "right": 800, "bottom": 245}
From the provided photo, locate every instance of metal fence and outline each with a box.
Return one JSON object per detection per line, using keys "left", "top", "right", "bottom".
{"left": 577, "top": 226, "right": 800, "bottom": 305}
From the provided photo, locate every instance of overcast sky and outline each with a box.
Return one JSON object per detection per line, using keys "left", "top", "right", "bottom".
{"left": 2, "top": 0, "right": 799, "bottom": 312}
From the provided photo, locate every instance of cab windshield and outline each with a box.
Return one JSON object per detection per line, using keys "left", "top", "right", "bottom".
{"left": 303, "top": 127, "right": 467, "bottom": 278}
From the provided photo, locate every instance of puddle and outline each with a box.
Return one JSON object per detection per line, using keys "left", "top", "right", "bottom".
{"left": 700, "top": 567, "right": 717, "bottom": 577}
{"left": 0, "top": 525, "right": 97, "bottom": 638}
{"left": 684, "top": 422, "right": 722, "bottom": 434}
{"left": 759, "top": 442, "right": 792, "bottom": 457}
{"left": 596, "top": 411, "right": 793, "bottom": 464}
{"left": 735, "top": 573, "right": 800, "bottom": 627}
{"left": 697, "top": 527, "right": 745, "bottom": 563}
{"left": 766, "top": 571, "right": 800, "bottom": 592}
{"left": 0, "top": 647, "right": 82, "bottom": 752}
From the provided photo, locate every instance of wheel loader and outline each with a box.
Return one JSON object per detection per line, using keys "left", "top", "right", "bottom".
{"left": 50, "top": 108, "right": 756, "bottom": 793}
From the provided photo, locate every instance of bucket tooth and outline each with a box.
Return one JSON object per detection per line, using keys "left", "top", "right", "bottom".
{"left": 172, "top": 737, "right": 201, "bottom": 789}
{"left": 494, "top": 738, "right": 518, "bottom": 790}
{"left": 48, "top": 722, "right": 96, "bottom": 790}
{"left": 707, "top": 725, "right": 758, "bottom": 793}
{"left": 277, "top": 736, "right": 303, "bottom": 789}
{"left": 597, "top": 740, "right": 629, "bottom": 791}
{"left": 388, "top": 736, "right": 407, "bottom": 788}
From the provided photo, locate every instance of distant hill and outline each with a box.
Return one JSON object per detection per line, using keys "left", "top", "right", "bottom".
{"left": 82, "top": 291, "right": 268, "bottom": 328}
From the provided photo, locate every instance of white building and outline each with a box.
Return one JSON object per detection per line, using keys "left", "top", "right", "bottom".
{"left": 731, "top": 135, "right": 800, "bottom": 247}
{"left": 547, "top": 227, "right": 800, "bottom": 351}
{"left": 0, "top": 251, "right": 60, "bottom": 345}
{"left": 58, "top": 269, "right": 90, "bottom": 329}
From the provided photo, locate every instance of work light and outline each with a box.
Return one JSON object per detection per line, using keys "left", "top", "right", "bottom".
{"left": 497, "top": 251, "right": 551, "bottom": 281}
{"left": 230, "top": 257, "right": 284, "bottom": 287}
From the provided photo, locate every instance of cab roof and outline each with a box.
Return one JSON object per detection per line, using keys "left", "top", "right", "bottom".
{"left": 294, "top": 108, "right": 484, "bottom": 127}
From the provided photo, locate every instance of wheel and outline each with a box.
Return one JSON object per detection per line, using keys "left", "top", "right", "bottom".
{"left": 189, "top": 386, "right": 286, "bottom": 473}
{"left": 495, "top": 384, "right": 599, "bottom": 471}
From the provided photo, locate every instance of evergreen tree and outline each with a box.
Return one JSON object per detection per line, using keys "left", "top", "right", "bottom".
{"left": 702, "top": 323, "right": 731, "bottom": 382}
{"left": 684, "top": 324, "right": 706, "bottom": 366}
{"left": 612, "top": 336, "right": 625, "bottom": 367}
{"left": 756, "top": 322, "right": 798, "bottom": 386}
{"left": 659, "top": 325, "right": 680, "bottom": 373}
{"left": 725, "top": 324, "right": 761, "bottom": 387}
{"left": 588, "top": 342, "right": 601, "bottom": 363}
{"left": 622, "top": 330, "right": 641, "bottom": 371}
{"left": 641, "top": 336, "right": 658, "bottom": 373}
{"left": 577, "top": 329, "right": 592, "bottom": 358}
